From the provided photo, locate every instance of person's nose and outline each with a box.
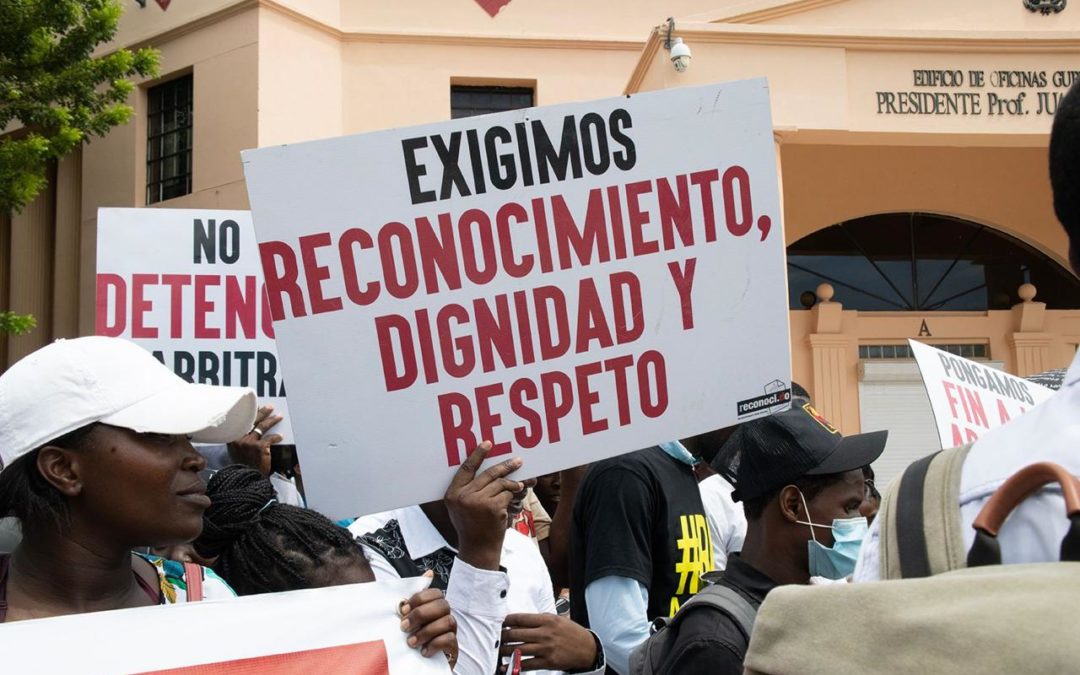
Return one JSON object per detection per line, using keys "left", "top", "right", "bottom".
{"left": 180, "top": 439, "right": 207, "bottom": 473}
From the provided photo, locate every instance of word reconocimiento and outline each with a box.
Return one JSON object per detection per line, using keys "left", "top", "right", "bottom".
{"left": 259, "top": 167, "right": 768, "bottom": 321}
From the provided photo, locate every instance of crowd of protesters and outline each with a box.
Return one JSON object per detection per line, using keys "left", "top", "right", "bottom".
{"left": 2, "top": 82, "right": 1080, "bottom": 675}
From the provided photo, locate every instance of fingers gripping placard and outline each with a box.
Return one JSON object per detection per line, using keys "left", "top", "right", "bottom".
{"left": 242, "top": 80, "right": 792, "bottom": 518}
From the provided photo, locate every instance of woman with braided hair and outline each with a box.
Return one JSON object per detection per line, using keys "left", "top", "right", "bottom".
{"left": 0, "top": 337, "right": 254, "bottom": 623}
{"left": 195, "top": 464, "right": 460, "bottom": 667}
{"left": 197, "top": 442, "right": 536, "bottom": 675}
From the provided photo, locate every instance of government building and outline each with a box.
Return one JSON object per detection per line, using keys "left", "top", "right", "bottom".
{"left": 3, "top": 0, "right": 1079, "bottom": 486}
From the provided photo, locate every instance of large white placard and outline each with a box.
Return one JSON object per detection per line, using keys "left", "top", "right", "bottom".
{"left": 96, "top": 208, "right": 291, "bottom": 440}
{"left": 0, "top": 577, "right": 449, "bottom": 674}
{"left": 908, "top": 339, "right": 1055, "bottom": 448}
{"left": 242, "top": 79, "right": 792, "bottom": 517}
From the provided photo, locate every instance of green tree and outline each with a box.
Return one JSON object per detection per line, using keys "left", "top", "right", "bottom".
{"left": 0, "top": 0, "right": 159, "bottom": 335}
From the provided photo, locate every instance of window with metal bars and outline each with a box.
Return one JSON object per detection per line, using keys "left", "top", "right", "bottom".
{"left": 858, "top": 343, "right": 988, "bottom": 360}
{"left": 146, "top": 75, "right": 193, "bottom": 204}
{"left": 788, "top": 213, "right": 1080, "bottom": 311}
{"left": 451, "top": 85, "right": 534, "bottom": 119}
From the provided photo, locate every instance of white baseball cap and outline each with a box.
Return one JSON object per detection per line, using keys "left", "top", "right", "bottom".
{"left": 0, "top": 336, "right": 257, "bottom": 469}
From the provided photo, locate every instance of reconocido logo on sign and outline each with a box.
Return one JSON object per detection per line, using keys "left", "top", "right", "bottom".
{"left": 736, "top": 384, "right": 792, "bottom": 418}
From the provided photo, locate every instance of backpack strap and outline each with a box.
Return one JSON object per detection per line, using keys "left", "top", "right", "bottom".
{"left": 183, "top": 562, "right": 204, "bottom": 602}
{"left": 629, "top": 584, "right": 758, "bottom": 675}
{"left": 881, "top": 443, "right": 972, "bottom": 579}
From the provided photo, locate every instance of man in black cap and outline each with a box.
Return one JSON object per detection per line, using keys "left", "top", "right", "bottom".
{"left": 643, "top": 403, "right": 886, "bottom": 675}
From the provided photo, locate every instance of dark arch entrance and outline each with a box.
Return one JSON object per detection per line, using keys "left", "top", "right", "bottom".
{"left": 787, "top": 213, "right": 1080, "bottom": 311}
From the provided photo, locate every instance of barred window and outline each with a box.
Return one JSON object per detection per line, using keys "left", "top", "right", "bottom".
{"left": 858, "top": 343, "right": 988, "bottom": 360}
{"left": 147, "top": 75, "right": 193, "bottom": 204}
{"left": 451, "top": 85, "right": 534, "bottom": 119}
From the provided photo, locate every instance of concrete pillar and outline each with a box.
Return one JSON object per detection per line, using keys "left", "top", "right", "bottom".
{"left": 52, "top": 150, "right": 82, "bottom": 340}
{"left": 1008, "top": 282, "right": 1053, "bottom": 376}
{"left": 808, "top": 283, "right": 856, "bottom": 432}
{"left": 7, "top": 169, "right": 55, "bottom": 365}
{"left": 0, "top": 210, "right": 10, "bottom": 368}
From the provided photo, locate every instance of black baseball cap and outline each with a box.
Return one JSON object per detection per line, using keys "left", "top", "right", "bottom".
{"left": 718, "top": 403, "right": 887, "bottom": 503}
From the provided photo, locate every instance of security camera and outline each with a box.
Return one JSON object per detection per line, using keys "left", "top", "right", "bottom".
{"left": 670, "top": 37, "right": 691, "bottom": 72}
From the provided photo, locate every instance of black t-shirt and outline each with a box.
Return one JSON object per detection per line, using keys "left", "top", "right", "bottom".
{"left": 569, "top": 447, "right": 714, "bottom": 628}
{"left": 656, "top": 554, "right": 780, "bottom": 675}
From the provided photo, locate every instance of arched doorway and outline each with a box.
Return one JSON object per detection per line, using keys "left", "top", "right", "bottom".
{"left": 785, "top": 213, "right": 1080, "bottom": 488}
{"left": 787, "top": 213, "right": 1080, "bottom": 312}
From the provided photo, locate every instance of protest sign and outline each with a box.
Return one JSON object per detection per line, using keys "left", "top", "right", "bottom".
{"left": 908, "top": 339, "right": 1055, "bottom": 448}
{"left": 96, "top": 208, "right": 291, "bottom": 440}
{"left": 0, "top": 576, "right": 449, "bottom": 675}
{"left": 242, "top": 79, "right": 791, "bottom": 517}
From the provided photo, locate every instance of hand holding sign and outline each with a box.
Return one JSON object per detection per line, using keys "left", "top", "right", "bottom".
{"left": 499, "top": 613, "right": 599, "bottom": 672}
{"left": 444, "top": 442, "right": 524, "bottom": 571}
{"left": 400, "top": 578, "right": 459, "bottom": 666}
{"left": 227, "top": 404, "right": 285, "bottom": 475}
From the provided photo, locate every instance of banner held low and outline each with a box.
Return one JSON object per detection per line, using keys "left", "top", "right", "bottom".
{"left": 242, "top": 79, "right": 792, "bottom": 518}
{"left": 0, "top": 577, "right": 449, "bottom": 674}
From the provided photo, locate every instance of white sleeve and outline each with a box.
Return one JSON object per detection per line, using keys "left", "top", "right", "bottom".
{"left": 700, "top": 475, "right": 746, "bottom": 571}
{"left": 852, "top": 515, "right": 882, "bottom": 582}
{"left": 584, "top": 576, "right": 650, "bottom": 675}
{"left": 444, "top": 557, "right": 510, "bottom": 675}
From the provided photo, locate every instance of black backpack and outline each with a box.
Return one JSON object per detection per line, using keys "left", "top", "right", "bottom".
{"left": 628, "top": 583, "right": 758, "bottom": 675}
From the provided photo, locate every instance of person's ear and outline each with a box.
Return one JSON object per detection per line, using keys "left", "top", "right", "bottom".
{"left": 778, "top": 485, "right": 803, "bottom": 523}
{"left": 36, "top": 446, "right": 84, "bottom": 498}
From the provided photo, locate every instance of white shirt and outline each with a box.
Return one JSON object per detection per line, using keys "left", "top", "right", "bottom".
{"left": 699, "top": 474, "right": 746, "bottom": 571}
{"left": 351, "top": 506, "right": 604, "bottom": 675}
{"left": 855, "top": 350, "right": 1080, "bottom": 581}
{"left": 269, "top": 472, "right": 305, "bottom": 507}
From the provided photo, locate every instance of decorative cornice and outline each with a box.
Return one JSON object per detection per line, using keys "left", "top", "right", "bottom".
{"left": 125, "top": 0, "right": 259, "bottom": 52}
{"left": 337, "top": 29, "right": 643, "bottom": 51}
{"left": 623, "top": 27, "right": 662, "bottom": 94}
{"left": 124, "top": 0, "right": 645, "bottom": 53}
{"left": 682, "top": 0, "right": 852, "bottom": 25}
{"left": 672, "top": 24, "right": 1080, "bottom": 52}
{"left": 625, "top": 22, "right": 1080, "bottom": 93}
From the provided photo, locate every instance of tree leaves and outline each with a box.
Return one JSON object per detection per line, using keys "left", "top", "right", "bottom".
{"left": 0, "top": 0, "right": 160, "bottom": 213}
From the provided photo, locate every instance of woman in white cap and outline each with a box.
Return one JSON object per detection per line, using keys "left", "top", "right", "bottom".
{"left": 0, "top": 336, "right": 462, "bottom": 672}
{"left": 0, "top": 336, "right": 257, "bottom": 621}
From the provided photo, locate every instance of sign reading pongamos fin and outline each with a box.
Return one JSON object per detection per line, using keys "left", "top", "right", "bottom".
{"left": 909, "top": 339, "right": 1055, "bottom": 449}
{"left": 242, "top": 79, "right": 791, "bottom": 517}
{"left": 96, "top": 208, "right": 292, "bottom": 440}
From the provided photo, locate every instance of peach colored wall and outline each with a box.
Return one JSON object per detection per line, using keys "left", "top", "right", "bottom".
{"left": 340, "top": 0, "right": 723, "bottom": 38}
{"left": 257, "top": 9, "right": 343, "bottom": 146}
{"left": 632, "top": 36, "right": 1080, "bottom": 138}
{"left": 111, "top": 0, "right": 246, "bottom": 48}
{"left": 342, "top": 41, "right": 640, "bottom": 133}
{"left": 76, "top": 8, "right": 259, "bottom": 335}
{"left": 780, "top": 144, "right": 1069, "bottom": 267}
{"left": 752, "top": 0, "right": 1080, "bottom": 31}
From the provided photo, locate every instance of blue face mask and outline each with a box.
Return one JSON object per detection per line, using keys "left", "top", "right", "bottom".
{"left": 796, "top": 490, "right": 868, "bottom": 580}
